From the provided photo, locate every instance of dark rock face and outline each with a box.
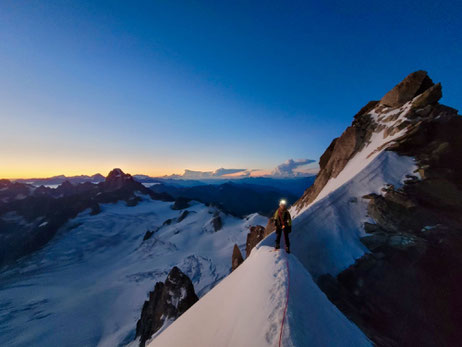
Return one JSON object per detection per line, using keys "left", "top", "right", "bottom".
{"left": 311, "top": 72, "right": 462, "bottom": 346}
{"left": 293, "top": 100, "right": 378, "bottom": 212}
{"left": 319, "top": 226, "right": 462, "bottom": 347}
{"left": 135, "top": 267, "right": 198, "bottom": 346}
{"left": 412, "top": 82, "right": 442, "bottom": 108}
{"left": 171, "top": 197, "right": 190, "bottom": 210}
{"left": 104, "top": 168, "right": 134, "bottom": 191}
{"left": 211, "top": 213, "right": 222, "bottom": 232}
{"left": 231, "top": 244, "right": 244, "bottom": 271}
{"left": 177, "top": 210, "right": 190, "bottom": 223}
{"left": 143, "top": 230, "right": 155, "bottom": 241}
{"left": 245, "top": 225, "right": 266, "bottom": 257}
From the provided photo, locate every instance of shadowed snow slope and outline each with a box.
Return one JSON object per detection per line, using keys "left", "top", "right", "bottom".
{"left": 289, "top": 151, "right": 418, "bottom": 277}
{"left": 149, "top": 246, "right": 370, "bottom": 347}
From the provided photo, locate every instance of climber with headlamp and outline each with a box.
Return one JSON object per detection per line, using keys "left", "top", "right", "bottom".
{"left": 273, "top": 199, "right": 292, "bottom": 253}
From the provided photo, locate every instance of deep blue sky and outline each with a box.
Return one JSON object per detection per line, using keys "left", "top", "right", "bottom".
{"left": 1, "top": 0, "right": 461, "bottom": 178}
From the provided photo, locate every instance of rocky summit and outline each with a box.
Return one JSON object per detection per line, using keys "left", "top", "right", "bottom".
{"left": 104, "top": 168, "right": 136, "bottom": 191}
{"left": 292, "top": 70, "right": 450, "bottom": 215}
{"left": 380, "top": 70, "right": 435, "bottom": 107}
{"left": 297, "top": 71, "right": 462, "bottom": 346}
{"left": 135, "top": 266, "right": 198, "bottom": 347}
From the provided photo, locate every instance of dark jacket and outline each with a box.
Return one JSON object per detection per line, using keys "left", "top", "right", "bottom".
{"left": 273, "top": 208, "right": 292, "bottom": 231}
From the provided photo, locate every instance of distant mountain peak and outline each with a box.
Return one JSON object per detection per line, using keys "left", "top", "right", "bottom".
{"left": 106, "top": 168, "right": 129, "bottom": 180}
{"left": 105, "top": 168, "right": 135, "bottom": 189}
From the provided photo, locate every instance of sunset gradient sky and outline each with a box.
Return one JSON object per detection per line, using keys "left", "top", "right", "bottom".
{"left": 1, "top": 1, "right": 461, "bottom": 178}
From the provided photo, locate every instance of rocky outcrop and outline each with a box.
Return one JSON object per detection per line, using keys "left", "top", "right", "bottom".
{"left": 171, "top": 197, "right": 190, "bottom": 210}
{"left": 245, "top": 225, "right": 266, "bottom": 257}
{"left": 177, "top": 210, "right": 190, "bottom": 222}
{"left": 231, "top": 244, "right": 244, "bottom": 271}
{"left": 380, "top": 70, "right": 434, "bottom": 107}
{"left": 211, "top": 213, "right": 222, "bottom": 232}
{"left": 293, "top": 100, "right": 378, "bottom": 212}
{"left": 412, "top": 82, "right": 442, "bottom": 108}
{"left": 135, "top": 267, "right": 198, "bottom": 346}
{"left": 310, "top": 71, "right": 462, "bottom": 346}
{"left": 143, "top": 230, "right": 155, "bottom": 241}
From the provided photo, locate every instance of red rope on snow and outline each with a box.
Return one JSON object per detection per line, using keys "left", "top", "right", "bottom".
{"left": 278, "top": 254, "right": 290, "bottom": 347}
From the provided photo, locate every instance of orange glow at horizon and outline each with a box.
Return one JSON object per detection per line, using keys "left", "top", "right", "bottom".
{"left": 0, "top": 160, "right": 184, "bottom": 180}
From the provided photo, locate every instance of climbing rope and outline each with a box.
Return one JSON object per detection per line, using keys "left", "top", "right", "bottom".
{"left": 278, "top": 253, "right": 290, "bottom": 347}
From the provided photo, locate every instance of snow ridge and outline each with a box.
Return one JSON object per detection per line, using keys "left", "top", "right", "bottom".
{"left": 149, "top": 246, "right": 371, "bottom": 347}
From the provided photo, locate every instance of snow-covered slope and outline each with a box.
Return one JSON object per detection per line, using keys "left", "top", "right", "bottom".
{"left": 148, "top": 245, "right": 370, "bottom": 347}
{"left": 287, "top": 100, "right": 420, "bottom": 277}
{"left": 0, "top": 196, "right": 266, "bottom": 347}
{"left": 290, "top": 151, "right": 417, "bottom": 277}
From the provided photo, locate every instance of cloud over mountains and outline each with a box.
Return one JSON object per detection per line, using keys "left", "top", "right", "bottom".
{"left": 180, "top": 168, "right": 249, "bottom": 179}
{"left": 172, "top": 159, "right": 317, "bottom": 179}
{"left": 271, "top": 159, "right": 316, "bottom": 177}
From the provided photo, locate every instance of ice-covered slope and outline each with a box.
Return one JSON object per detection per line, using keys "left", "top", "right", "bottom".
{"left": 149, "top": 245, "right": 371, "bottom": 347}
{"left": 0, "top": 196, "right": 266, "bottom": 347}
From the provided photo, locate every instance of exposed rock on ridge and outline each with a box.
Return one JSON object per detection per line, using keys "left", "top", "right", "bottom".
{"left": 231, "top": 244, "right": 244, "bottom": 271}
{"left": 305, "top": 71, "right": 462, "bottom": 346}
{"left": 293, "top": 70, "right": 442, "bottom": 214}
{"left": 135, "top": 267, "right": 198, "bottom": 347}
{"left": 380, "top": 70, "right": 435, "bottom": 107}
{"left": 245, "top": 225, "right": 266, "bottom": 257}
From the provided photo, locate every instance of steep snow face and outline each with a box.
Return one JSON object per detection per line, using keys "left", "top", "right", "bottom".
{"left": 149, "top": 246, "right": 371, "bottom": 347}
{"left": 284, "top": 99, "right": 420, "bottom": 277}
{"left": 0, "top": 196, "right": 266, "bottom": 347}
{"left": 289, "top": 151, "right": 418, "bottom": 277}
{"left": 293, "top": 101, "right": 414, "bottom": 218}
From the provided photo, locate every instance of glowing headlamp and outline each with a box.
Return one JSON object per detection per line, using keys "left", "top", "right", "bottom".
{"left": 279, "top": 199, "right": 287, "bottom": 206}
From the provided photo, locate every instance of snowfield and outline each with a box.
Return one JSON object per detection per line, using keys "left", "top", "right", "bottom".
{"left": 149, "top": 246, "right": 371, "bottom": 347}
{"left": 0, "top": 196, "right": 266, "bottom": 347}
